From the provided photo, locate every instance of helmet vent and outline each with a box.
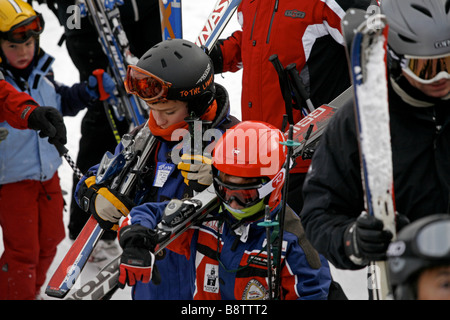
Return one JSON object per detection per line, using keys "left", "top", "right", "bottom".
{"left": 173, "top": 51, "right": 182, "bottom": 60}
{"left": 398, "top": 34, "right": 416, "bottom": 44}
{"left": 446, "top": 0, "right": 450, "bottom": 14}
{"left": 160, "top": 58, "right": 167, "bottom": 68}
{"left": 410, "top": 4, "right": 432, "bottom": 18}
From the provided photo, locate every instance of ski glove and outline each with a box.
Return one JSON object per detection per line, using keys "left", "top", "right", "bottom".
{"left": 344, "top": 212, "right": 393, "bottom": 265}
{"left": 0, "top": 128, "right": 8, "bottom": 142}
{"left": 27, "top": 106, "right": 67, "bottom": 145}
{"left": 85, "top": 69, "right": 118, "bottom": 105}
{"left": 177, "top": 154, "right": 213, "bottom": 192}
{"left": 118, "top": 224, "right": 161, "bottom": 288}
{"left": 78, "top": 176, "right": 134, "bottom": 231}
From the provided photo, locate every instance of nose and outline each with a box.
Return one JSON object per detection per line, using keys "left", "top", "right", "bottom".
{"left": 152, "top": 110, "right": 167, "bottom": 127}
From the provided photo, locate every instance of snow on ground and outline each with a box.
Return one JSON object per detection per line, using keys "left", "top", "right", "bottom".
{"left": 0, "top": 1, "right": 368, "bottom": 300}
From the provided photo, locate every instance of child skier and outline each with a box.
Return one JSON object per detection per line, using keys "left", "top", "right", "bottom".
{"left": 75, "top": 38, "right": 239, "bottom": 299}
{"left": 117, "top": 121, "right": 332, "bottom": 300}
{"left": 0, "top": 0, "right": 115, "bottom": 299}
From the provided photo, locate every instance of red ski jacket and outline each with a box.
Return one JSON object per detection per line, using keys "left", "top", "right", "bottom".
{"left": 0, "top": 78, "right": 38, "bottom": 129}
{"left": 218, "top": 0, "right": 371, "bottom": 172}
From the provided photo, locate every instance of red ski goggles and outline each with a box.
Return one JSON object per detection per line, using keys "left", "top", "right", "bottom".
{"left": 213, "top": 177, "right": 265, "bottom": 208}
{"left": 403, "top": 54, "right": 450, "bottom": 84}
{"left": 124, "top": 65, "right": 172, "bottom": 103}
{"left": 1, "top": 14, "right": 44, "bottom": 44}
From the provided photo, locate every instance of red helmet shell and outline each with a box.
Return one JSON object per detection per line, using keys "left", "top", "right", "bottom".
{"left": 213, "top": 121, "right": 287, "bottom": 208}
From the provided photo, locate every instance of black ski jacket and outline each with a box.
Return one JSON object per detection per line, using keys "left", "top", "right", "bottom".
{"left": 300, "top": 77, "right": 450, "bottom": 270}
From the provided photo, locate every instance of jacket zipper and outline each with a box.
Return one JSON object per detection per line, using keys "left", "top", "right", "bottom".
{"left": 266, "top": 0, "right": 279, "bottom": 43}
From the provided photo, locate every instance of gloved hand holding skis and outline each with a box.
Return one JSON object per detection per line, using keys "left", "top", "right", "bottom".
{"left": 177, "top": 153, "right": 213, "bottom": 192}
{"left": 118, "top": 224, "right": 161, "bottom": 288}
{"left": 85, "top": 68, "right": 118, "bottom": 105}
{"left": 77, "top": 176, "right": 134, "bottom": 231}
{"left": 343, "top": 211, "right": 410, "bottom": 266}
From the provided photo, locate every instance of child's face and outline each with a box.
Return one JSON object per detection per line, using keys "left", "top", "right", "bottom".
{"left": 148, "top": 100, "right": 189, "bottom": 129}
{"left": 0, "top": 37, "right": 35, "bottom": 69}
{"left": 417, "top": 265, "right": 450, "bottom": 300}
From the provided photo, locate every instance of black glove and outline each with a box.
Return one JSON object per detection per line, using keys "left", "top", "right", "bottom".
{"left": 344, "top": 212, "right": 393, "bottom": 265}
{"left": 27, "top": 106, "right": 67, "bottom": 145}
{"left": 118, "top": 225, "right": 161, "bottom": 288}
{"left": 77, "top": 176, "right": 135, "bottom": 231}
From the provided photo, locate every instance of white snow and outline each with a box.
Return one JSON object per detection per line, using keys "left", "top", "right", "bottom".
{"left": 0, "top": 1, "right": 368, "bottom": 300}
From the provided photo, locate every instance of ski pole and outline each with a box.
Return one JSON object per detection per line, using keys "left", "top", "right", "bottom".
{"left": 285, "top": 63, "right": 315, "bottom": 113}
{"left": 257, "top": 205, "right": 279, "bottom": 300}
{"left": 274, "top": 124, "right": 300, "bottom": 299}
{"left": 93, "top": 68, "right": 121, "bottom": 144}
{"left": 53, "top": 140, "right": 83, "bottom": 179}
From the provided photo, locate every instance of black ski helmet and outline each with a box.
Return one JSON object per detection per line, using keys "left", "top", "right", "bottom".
{"left": 136, "top": 38, "right": 216, "bottom": 117}
{"left": 387, "top": 214, "right": 450, "bottom": 300}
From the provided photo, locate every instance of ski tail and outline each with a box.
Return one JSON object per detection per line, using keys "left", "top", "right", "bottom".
{"left": 343, "top": 8, "right": 396, "bottom": 300}
{"left": 195, "top": 0, "right": 241, "bottom": 51}
{"left": 159, "top": 0, "right": 183, "bottom": 40}
{"left": 45, "top": 217, "right": 104, "bottom": 298}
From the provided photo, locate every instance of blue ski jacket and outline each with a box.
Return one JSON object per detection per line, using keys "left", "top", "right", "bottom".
{"left": 128, "top": 200, "right": 331, "bottom": 300}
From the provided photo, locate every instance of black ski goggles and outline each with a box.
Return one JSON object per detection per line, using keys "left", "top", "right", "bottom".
{"left": 1, "top": 14, "right": 44, "bottom": 44}
{"left": 402, "top": 54, "right": 450, "bottom": 84}
{"left": 124, "top": 65, "right": 172, "bottom": 104}
{"left": 388, "top": 219, "right": 450, "bottom": 260}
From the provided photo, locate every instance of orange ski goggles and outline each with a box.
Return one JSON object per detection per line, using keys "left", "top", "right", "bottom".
{"left": 124, "top": 65, "right": 172, "bottom": 103}
{"left": 1, "top": 14, "right": 44, "bottom": 44}
{"left": 403, "top": 54, "right": 450, "bottom": 84}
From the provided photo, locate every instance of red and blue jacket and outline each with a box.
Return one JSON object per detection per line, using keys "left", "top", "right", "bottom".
{"left": 128, "top": 201, "right": 331, "bottom": 300}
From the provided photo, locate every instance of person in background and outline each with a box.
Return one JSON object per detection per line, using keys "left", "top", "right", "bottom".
{"left": 387, "top": 214, "right": 450, "bottom": 300}
{"left": 208, "top": 0, "right": 373, "bottom": 214}
{"left": 0, "top": 0, "right": 115, "bottom": 299}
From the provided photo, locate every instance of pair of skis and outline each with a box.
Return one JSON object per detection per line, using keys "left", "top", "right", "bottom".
{"left": 342, "top": 9, "right": 396, "bottom": 300}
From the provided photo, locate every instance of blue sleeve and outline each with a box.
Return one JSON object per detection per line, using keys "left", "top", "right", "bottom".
{"left": 284, "top": 236, "right": 332, "bottom": 300}
{"left": 49, "top": 76, "right": 94, "bottom": 116}
{"left": 128, "top": 201, "right": 169, "bottom": 230}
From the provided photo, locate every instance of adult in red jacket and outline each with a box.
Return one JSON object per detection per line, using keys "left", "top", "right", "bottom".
{"left": 210, "top": 0, "right": 372, "bottom": 212}
{"left": 0, "top": 73, "right": 67, "bottom": 144}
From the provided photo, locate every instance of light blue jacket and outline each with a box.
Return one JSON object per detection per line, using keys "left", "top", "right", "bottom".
{"left": 0, "top": 52, "right": 88, "bottom": 184}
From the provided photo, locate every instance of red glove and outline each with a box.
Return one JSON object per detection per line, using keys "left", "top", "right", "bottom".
{"left": 118, "top": 225, "right": 161, "bottom": 288}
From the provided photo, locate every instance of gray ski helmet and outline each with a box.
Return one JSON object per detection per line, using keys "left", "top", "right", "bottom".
{"left": 137, "top": 38, "right": 215, "bottom": 116}
{"left": 387, "top": 214, "right": 450, "bottom": 300}
{"left": 381, "top": 0, "right": 450, "bottom": 57}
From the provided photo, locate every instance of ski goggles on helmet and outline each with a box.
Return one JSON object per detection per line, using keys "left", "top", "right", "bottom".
{"left": 402, "top": 54, "right": 450, "bottom": 84}
{"left": 213, "top": 167, "right": 285, "bottom": 209}
{"left": 124, "top": 65, "right": 172, "bottom": 103}
{"left": 1, "top": 14, "right": 44, "bottom": 44}
{"left": 388, "top": 219, "right": 450, "bottom": 260}
{"left": 213, "top": 177, "right": 265, "bottom": 209}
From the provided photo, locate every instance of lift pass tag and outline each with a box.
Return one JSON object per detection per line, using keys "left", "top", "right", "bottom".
{"left": 153, "top": 162, "right": 176, "bottom": 187}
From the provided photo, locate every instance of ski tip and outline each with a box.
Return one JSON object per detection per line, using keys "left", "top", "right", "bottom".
{"left": 45, "top": 286, "right": 68, "bottom": 299}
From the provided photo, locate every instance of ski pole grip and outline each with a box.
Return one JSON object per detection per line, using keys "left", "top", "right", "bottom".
{"left": 92, "top": 69, "right": 110, "bottom": 101}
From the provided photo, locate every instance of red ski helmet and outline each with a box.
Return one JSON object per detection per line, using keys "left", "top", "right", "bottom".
{"left": 212, "top": 121, "right": 287, "bottom": 209}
